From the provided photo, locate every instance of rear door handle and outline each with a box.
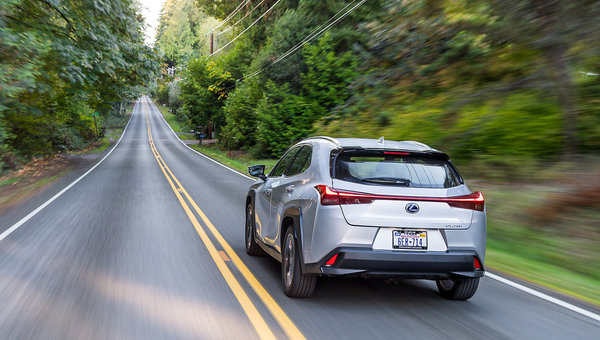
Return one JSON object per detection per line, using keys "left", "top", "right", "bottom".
{"left": 265, "top": 189, "right": 272, "bottom": 196}
{"left": 286, "top": 185, "right": 295, "bottom": 193}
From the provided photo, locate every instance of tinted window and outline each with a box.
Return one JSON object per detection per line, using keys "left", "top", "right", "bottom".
{"left": 286, "top": 145, "right": 312, "bottom": 176}
{"left": 334, "top": 151, "right": 462, "bottom": 188}
{"left": 269, "top": 147, "right": 300, "bottom": 177}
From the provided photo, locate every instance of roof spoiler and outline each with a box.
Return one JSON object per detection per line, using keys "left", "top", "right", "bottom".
{"left": 336, "top": 148, "right": 449, "bottom": 159}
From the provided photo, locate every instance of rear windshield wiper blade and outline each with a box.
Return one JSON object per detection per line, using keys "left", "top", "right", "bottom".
{"left": 361, "top": 177, "right": 411, "bottom": 186}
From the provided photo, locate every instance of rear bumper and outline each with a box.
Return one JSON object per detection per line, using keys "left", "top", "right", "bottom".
{"left": 304, "top": 248, "right": 485, "bottom": 279}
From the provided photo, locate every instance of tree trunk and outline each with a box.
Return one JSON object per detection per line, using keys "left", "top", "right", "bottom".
{"left": 545, "top": 46, "right": 578, "bottom": 159}
{"left": 533, "top": 0, "right": 579, "bottom": 158}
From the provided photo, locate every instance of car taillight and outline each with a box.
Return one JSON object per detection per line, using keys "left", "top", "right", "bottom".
{"left": 446, "top": 192, "right": 485, "bottom": 212}
{"left": 315, "top": 185, "right": 484, "bottom": 211}
{"left": 314, "top": 185, "right": 374, "bottom": 205}
{"left": 314, "top": 185, "right": 341, "bottom": 205}
{"left": 384, "top": 151, "right": 410, "bottom": 156}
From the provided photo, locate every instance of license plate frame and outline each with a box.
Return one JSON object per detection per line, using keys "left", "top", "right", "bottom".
{"left": 392, "top": 230, "right": 428, "bottom": 250}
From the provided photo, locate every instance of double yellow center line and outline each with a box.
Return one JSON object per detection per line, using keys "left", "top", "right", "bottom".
{"left": 142, "top": 99, "right": 305, "bottom": 340}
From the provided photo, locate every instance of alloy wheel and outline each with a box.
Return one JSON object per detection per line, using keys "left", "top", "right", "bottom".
{"left": 283, "top": 233, "right": 295, "bottom": 288}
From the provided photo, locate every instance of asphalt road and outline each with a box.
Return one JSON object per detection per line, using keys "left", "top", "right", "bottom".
{"left": 0, "top": 97, "right": 598, "bottom": 339}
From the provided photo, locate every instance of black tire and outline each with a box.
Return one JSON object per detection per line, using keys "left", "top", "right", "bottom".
{"left": 436, "top": 277, "right": 480, "bottom": 300}
{"left": 245, "top": 202, "right": 264, "bottom": 256}
{"left": 281, "top": 226, "right": 317, "bottom": 298}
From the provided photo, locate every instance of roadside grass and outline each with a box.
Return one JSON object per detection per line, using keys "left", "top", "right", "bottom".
{"left": 0, "top": 170, "right": 69, "bottom": 208}
{"left": 0, "top": 178, "right": 19, "bottom": 187}
{"left": 157, "top": 104, "right": 599, "bottom": 306}
{"left": 155, "top": 103, "right": 190, "bottom": 133}
{"left": 0, "top": 105, "right": 134, "bottom": 213}
{"left": 190, "top": 144, "right": 278, "bottom": 175}
{"left": 486, "top": 244, "right": 600, "bottom": 306}
{"left": 71, "top": 104, "right": 132, "bottom": 155}
{"left": 70, "top": 127, "right": 124, "bottom": 155}
{"left": 155, "top": 102, "right": 277, "bottom": 175}
{"left": 470, "top": 181, "right": 600, "bottom": 306}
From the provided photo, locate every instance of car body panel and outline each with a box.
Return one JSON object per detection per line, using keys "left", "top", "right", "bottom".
{"left": 332, "top": 180, "right": 474, "bottom": 229}
{"left": 252, "top": 177, "right": 273, "bottom": 245}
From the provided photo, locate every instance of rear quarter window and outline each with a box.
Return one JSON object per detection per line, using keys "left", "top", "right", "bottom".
{"left": 334, "top": 151, "right": 462, "bottom": 188}
{"left": 286, "top": 145, "right": 312, "bottom": 176}
{"left": 269, "top": 146, "right": 300, "bottom": 177}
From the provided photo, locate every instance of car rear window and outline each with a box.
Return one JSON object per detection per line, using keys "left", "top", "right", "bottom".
{"left": 334, "top": 151, "right": 462, "bottom": 188}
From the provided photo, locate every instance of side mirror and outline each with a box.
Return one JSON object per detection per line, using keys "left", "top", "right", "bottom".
{"left": 248, "top": 165, "right": 267, "bottom": 181}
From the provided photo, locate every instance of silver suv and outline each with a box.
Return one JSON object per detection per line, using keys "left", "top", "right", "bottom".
{"left": 246, "top": 137, "right": 486, "bottom": 299}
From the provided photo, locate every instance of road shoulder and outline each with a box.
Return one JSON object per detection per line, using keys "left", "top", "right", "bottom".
{"left": 0, "top": 129, "right": 126, "bottom": 234}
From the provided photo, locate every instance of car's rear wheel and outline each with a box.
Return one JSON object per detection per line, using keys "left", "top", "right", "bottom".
{"left": 282, "top": 226, "right": 317, "bottom": 298}
{"left": 436, "top": 277, "right": 480, "bottom": 300}
{"left": 245, "top": 202, "right": 264, "bottom": 256}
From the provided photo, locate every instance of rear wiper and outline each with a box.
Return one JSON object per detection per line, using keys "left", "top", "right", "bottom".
{"left": 361, "top": 177, "right": 411, "bottom": 186}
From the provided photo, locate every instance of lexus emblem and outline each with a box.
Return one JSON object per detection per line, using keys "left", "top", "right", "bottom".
{"left": 405, "top": 203, "right": 420, "bottom": 214}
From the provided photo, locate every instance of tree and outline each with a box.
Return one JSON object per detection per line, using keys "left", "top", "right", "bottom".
{"left": 220, "top": 78, "right": 263, "bottom": 149}
{"left": 0, "top": 0, "right": 158, "bottom": 168}
{"left": 155, "top": 0, "right": 219, "bottom": 66}
{"left": 302, "top": 33, "right": 358, "bottom": 114}
{"left": 179, "top": 57, "right": 232, "bottom": 129}
{"left": 255, "top": 81, "right": 317, "bottom": 157}
{"left": 478, "top": 0, "right": 600, "bottom": 156}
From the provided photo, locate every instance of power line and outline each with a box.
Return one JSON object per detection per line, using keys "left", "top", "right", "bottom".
{"left": 207, "top": 0, "right": 252, "bottom": 34}
{"left": 242, "top": 0, "right": 367, "bottom": 80}
{"left": 218, "top": 0, "right": 267, "bottom": 36}
{"left": 208, "top": 0, "right": 250, "bottom": 33}
{"left": 211, "top": 0, "right": 283, "bottom": 56}
{"left": 260, "top": 0, "right": 363, "bottom": 73}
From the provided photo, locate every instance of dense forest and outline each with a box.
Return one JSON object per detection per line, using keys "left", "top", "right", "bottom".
{"left": 0, "top": 0, "right": 158, "bottom": 173}
{"left": 154, "top": 0, "right": 600, "bottom": 172}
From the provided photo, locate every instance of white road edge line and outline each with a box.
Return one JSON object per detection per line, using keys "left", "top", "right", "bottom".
{"left": 149, "top": 98, "right": 600, "bottom": 324}
{"left": 0, "top": 104, "right": 137, "bottom": 243}
{"left": 149, "top": 97, "right": 254, "bottom": 180}
{"left": 486, "top": 272, "right": 600, "bottom": 322}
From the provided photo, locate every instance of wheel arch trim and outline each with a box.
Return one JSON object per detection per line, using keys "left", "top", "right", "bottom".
{"left": 281, "top": 206, "right": 311, "bottom": 274}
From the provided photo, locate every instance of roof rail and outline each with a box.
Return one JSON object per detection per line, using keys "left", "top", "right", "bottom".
{"left": 304, "top": 136, "right": 340, "bottom": 145}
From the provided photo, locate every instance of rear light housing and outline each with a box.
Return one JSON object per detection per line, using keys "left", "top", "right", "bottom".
{"left": 314, "top": 185, "right": 342, "bottom": 205}
{"left": 446, "top": 191, "right": 485, "bottom": 211}
{"left": 314, "top": 185, "right": 374, "bottom": 205}
{"left": 314, "top": 185, "right": 484, "bottom": 211}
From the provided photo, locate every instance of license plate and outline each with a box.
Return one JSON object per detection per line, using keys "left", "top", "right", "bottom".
{"left": 393, "top": 230, "right": 427, "bottom": 249}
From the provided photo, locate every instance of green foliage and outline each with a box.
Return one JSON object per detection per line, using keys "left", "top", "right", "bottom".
{"left": 302, "top": 33, "right": 358, "bottom": 112}
{"left": 451, "top": 93, "right": 563, "bottom": 159}
{"left": 220, "top": 78, "right": 263, "bottom": 149}
{"left": 156, "top": 83, "right": 170, "bottom": 106}
{"left": 180, "top": 57, "right": 232, "bottom": 128}
{"left": 255, "top": 82, "right": 318, "bottom": 158}
{"left": 577, "top": 71, "right": 600, "bottom": 152}
{"left": 220, "top": 32, "right": 358, "bottom": 156}
{"left": 165, "top": 0, "right": 599, "bottom": 165}
{"left": 251, "top": 8, "right": 315, "bottom": 90}
{"left": 316, "top": 0, "right": 599, "bottom": 165}
{"left": 155, "top": 0, "right": 219, "bottom": 66}
{"left": 4, "top": 98, "right": 96, "bottom": 156}
{"left": 0, "top": 0, "right": 159, "bottom": 172}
